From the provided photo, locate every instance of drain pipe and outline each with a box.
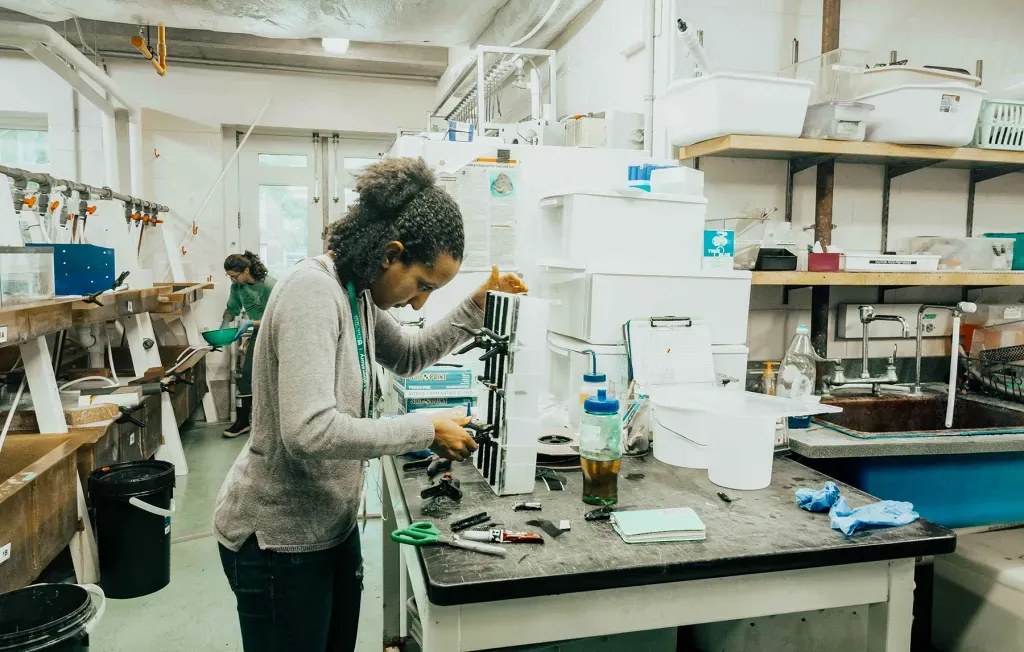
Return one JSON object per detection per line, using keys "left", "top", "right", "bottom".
{"left": 642, "top": 0, "right": 656, "bottom": 154}
{"left": 0, "top": 21, "right": 144, "bottom": 195}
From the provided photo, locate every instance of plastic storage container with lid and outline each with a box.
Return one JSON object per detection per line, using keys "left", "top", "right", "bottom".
{"left": 580, "top": 389, "right": 622, "bottom": 505}
{"left": 858, "top": 65, "right": 980, "bottom": 95}
{"left": 801, "top": 101, "right": 874, "bottom": 141}
{"left": 909, "top": 236, "right": 1015, "bottom": 271}
{"left": 857, "top": 84, "right": 987, "bottom": 146}
{"left": 984, "top": 232, "right": 1024, "bottom": 270}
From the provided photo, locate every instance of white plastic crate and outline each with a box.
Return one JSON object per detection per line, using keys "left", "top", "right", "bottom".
{"left": 973, "top": 99, "right": 1024, "bottom": 151}
{"left": 857, "top": 84, "right": 987, "bottom": 147}
{"left": 541, "top": 266, "right": 752, "bottom": 345}
{"left": 538, "top": 190, "right": 707, "bottom": 273}
{"left": 659, "top": 73, "right": 815, "bottom": 147}
{"left": 842, "top": 252, "right": 940, "bottom": 272}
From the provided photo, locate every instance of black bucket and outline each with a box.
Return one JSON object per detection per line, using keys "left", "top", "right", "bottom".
{"left": 0, "top": 583, "right": 104, "bottom": 651}
{"left": 89, "top": 460, "right": 175, "bottom": 599}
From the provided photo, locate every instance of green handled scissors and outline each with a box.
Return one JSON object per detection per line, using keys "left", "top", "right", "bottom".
{"left": 391, "top": 522, "right": 507, "bottom": 557}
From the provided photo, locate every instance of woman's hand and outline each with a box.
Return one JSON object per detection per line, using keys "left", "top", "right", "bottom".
{"left": 429, "top": 416, "right": 479, "bottom": 462}
{"left": 471, "top": 265, "right": 529, "bottom": 310}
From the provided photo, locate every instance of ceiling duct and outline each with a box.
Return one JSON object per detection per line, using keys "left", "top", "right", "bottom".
{"left": 0, "top": 0, "right": 509, "bottom": 45}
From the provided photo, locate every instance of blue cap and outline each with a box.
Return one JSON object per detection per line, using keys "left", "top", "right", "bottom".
{"left": 583, "top": 372, "right": 606, "bottom": 383}
{"left": 584, "top": 388, "right": 619, "bottom": 414}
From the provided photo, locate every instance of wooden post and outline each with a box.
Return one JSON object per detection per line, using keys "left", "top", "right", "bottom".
{"left": 814, "top": 0, "right": 841, "bottom": 248}
{"left": 812, "top": 0, "right": 842, "bottom": 374}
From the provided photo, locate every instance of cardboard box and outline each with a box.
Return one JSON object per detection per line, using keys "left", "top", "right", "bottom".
{"left": 393, "top": 367, "right": 475, "bottom": 399}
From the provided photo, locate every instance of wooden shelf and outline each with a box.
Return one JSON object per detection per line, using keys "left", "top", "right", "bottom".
{"left": 678, "top": 135, "right": 1024, "bottom": 170}
{"left": 752, "top": 271, "right": 1024, "bottom": 287}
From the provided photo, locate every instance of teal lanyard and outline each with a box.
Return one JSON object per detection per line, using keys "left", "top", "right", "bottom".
{"left": 346, "top": 282, "right": 368, "bottom": 415}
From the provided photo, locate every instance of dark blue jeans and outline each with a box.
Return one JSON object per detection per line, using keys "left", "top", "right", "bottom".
{"left": 218, "top": 530, "right": 363, "bottom": 652}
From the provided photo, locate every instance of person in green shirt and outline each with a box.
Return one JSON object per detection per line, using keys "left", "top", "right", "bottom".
{"left": 222, "top": 251, "right": 276, "bottom": 438}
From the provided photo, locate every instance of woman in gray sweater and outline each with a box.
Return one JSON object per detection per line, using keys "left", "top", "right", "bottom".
{"left": 214, "top": 157, "right": 527, "bottom": 652}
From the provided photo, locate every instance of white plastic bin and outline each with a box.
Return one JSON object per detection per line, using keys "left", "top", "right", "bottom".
{"left": 858, "top": 66, "right": 979, "bottom": 95}
{"left": 973, "top": 99, "right": 1024, "bottom": 151}
{"left": 909, "top": 236, "right": 1015, "bottom": 271}
{"left": 660, "top": 73, "right": 815, "bottom": 147}
{"left": 538, "top": 190, "right": 707, "bottom": 273}
{"left": 802, "top": 101, "right": 874, "bottom": 141}
{"left": 842, "top": 252, "right": 940, "bottom": 272}
{"left": 648, "top": 386, "right": 841, "bottom": 489}
{"left": 857, "top": 84, "right": 987, "bottom": 146}
{"left": 541, "top": 266, "right": 752, "bottom": 345}
{"left": 933, "top": 529, "right": 1024, "bottom": 652}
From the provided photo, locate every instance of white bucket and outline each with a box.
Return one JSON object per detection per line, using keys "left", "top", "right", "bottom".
{"left": 706, "top": 414, "right": 778, "bottom": 490}
{"left": 651, "top": 399, "right": 711, "bottom": 469}
{"left": 649, "top": 386, "right": 842, "bottom": 490}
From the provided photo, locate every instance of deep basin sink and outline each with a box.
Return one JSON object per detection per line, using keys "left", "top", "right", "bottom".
{"left": 815, "top": 394, "right": 1024, "bottom": 438}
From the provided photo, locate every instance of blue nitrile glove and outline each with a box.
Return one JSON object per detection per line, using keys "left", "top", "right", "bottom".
{"left": 795, "top": 481, "right": 841, "bottom": 512}
{"left": 220, "top": 317, "right": 231, "bottom": 330}
{"left": 828, "top": 496, "right": 920, "bottom": 536}
{"left": 233, "top": 319, "right": 254, "bottom": 342}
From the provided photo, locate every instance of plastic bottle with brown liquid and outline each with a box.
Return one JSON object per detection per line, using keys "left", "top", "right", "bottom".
{"left": 579, "top": 389, "right": 622, "bottom": 505}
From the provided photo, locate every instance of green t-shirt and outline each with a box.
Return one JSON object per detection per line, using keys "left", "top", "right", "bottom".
{"left": 225, "top": 276, "right": 276, "bottom": 321}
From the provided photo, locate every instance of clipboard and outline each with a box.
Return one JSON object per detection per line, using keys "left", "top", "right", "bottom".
{"left": 625, "top": 316, "right": 716, "bottom": 390}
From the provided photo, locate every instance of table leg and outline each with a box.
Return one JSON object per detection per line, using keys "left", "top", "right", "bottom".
{"left": 70, "top": 475, "right": 99, "bottom": 584}
{"left": 420, "top": 600, "right": 461, "bottom": 652}
{"left": 867, "top": 558, "right": 915, "bottom": 652}
{"left": 19, "top": 336, "right": 67, "bottom": 434}
{"left": 381, "top": 457, "right": 403, "bottom": 647}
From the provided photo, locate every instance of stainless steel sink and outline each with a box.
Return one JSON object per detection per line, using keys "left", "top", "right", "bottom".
{"left": 814, "top": 394, "right": 1024, "bottom": 439}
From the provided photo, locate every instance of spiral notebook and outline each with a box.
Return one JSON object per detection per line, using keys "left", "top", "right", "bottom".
{"left": 611, "top": 507, "right": 707, "bottom": 544}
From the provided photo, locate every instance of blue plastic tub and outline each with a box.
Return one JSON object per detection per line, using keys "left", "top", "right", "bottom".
{"left": 800, "top": 451, "right": 1024, "bottom": 528}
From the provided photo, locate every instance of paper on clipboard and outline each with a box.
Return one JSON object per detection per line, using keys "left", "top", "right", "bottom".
{"left": 437, "top": 160, "right": 518, "bottom": 271}
{"left": 626, "top": 318, "right": 716, "bottom": 389}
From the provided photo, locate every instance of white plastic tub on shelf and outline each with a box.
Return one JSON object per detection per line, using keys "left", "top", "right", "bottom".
{"left": 660, "top": 73, "right": 815, "bottom": 147}
{"left": 857, "top": 84, "right": 987, "bottom": 147}
{"left": 858, "top": 66, "right": 980, "bottom": 95}
{"left": 538, "top": 189, "right": 707, "bottom": 273}
{"left": 541, "top": 265, "right": 752, "bottom": 345}
{"left": 842, "top": 252, "right": 940, "bottom": 272}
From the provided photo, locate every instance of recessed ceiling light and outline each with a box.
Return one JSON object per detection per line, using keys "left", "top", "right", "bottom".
{"left": 321, "top": 38, "right": 350, "bottom": 54}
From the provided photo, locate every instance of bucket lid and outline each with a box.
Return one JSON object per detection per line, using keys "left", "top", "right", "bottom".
{"left": 0, "top": 584, "right": 94, "bottom": 650}
{"left": 584, "top": 388, "right": 619, "bottom": 414}
{"left": 89, "top": 460, "right": 175, "bottom": 497}
{"left": 583, "top": 372, "right": 607, "bottom": 383}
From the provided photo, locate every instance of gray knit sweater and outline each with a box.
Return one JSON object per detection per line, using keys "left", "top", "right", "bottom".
{"left": 214, "top": 257, "right": 483, "bottom": 553}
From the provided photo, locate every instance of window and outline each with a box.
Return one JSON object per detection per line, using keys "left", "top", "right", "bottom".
{"left": 344, "top": 157, "right": 378, "bottom": 171}
{"left": 258, "top": 185, "right": 310, "bottom": 279}
{"left": 258, "top": 153, "right": 307, "bottom": 168}
{"left": 0, "top": 129, "right": 48, "bottom": 169}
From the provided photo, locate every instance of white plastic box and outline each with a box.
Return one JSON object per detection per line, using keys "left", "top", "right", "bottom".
{"left": 858, "top": 66, "right": 980, "bottom": 95}
{"left": 541, "top": 267, "right": 752, "bottom": 345}
{"left": 933, "top": 529, "right": 1024, "bottom": 652}
{"left": 802, "top": 101, "right": 874, "bottom": 141}
{"left": 538, "top": 190, "right": 707, "bottom": 273}
{"left": 909, "top": 236, "right": 1015, "bottom": 271}
{"left": 857, "top": 84, "right": 987, "bottom": 147}
{"left": 660, "top": 73, "right": 815, "bottom": 147}
{"left": 547, "top": 333, "right": 748, "bottom": 417}
{"left": 842, "top": 252, "right": 940, "bottom": 272}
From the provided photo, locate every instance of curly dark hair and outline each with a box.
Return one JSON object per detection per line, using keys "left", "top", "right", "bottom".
{"left": 224, "top": 251, "right": 268, "bottom": 282}
{"left": 327, "top": 157, "right": 464, "bottom": 289}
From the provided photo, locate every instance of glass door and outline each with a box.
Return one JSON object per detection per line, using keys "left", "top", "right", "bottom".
{"left": 238, "top": 135, "right": 322, "bottom": 280}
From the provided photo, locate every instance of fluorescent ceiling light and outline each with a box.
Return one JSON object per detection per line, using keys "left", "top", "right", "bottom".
{"left": 322, "top": 38, "right": 350, "bottom": 54}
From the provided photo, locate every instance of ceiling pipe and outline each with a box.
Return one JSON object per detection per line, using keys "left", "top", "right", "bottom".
{"left": 130, "top": 25, "right": 167, "bottom": 76}
{"left": 0, "top": 21, "right": 144, "bottom": 197}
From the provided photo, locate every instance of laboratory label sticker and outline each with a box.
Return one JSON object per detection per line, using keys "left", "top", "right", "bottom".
{"left": 0, "top": 543, "right": 10, "bottom": 565}
{"left": 940, "top": 94, "right": 960, "bottom": 113}
{"left": 164, "top": 516, "right": 171, "bottom": 534}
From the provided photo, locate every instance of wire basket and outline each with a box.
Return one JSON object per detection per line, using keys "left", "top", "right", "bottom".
{"left": 964, "top": 344, "right": 1024, "bottom": 402}
{"left": 973, "top": 99, "right": 1024, "bottom": 151}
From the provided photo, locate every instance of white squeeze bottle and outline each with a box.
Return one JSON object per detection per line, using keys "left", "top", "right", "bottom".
{"left": 777, "top": 325, "right": 817, "bottom": 400}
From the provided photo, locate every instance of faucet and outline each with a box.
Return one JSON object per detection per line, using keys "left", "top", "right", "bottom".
{"left": 912, "top": 302, "right": 977, "bottom": 395}
{"left": 824, "top": 305, "right": 910, "bottom": 395}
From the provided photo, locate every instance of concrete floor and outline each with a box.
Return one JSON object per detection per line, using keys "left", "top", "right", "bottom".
{"left": 90, "top": 422, "right": 386, "bottom": 651}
